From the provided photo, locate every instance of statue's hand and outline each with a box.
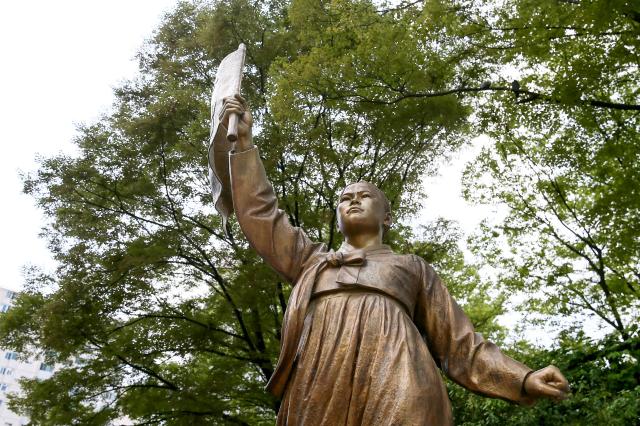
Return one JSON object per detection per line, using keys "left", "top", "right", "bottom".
{"left": 221, "top": 94, "right": 253, "bottom": 151}
{"left": 523, "top": 365, "right": 570, "bottom": 403}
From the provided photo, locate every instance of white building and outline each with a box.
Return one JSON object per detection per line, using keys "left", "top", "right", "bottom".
{"left": 0, "top": 288, "right": 55, "bottom": 425}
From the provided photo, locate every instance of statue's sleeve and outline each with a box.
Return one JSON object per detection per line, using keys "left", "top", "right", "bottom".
{"left": 413, "top": 258, "right": 534, "bottom": 404}
{"left": 229, "top": 147, "right": 325, "bottom": 284}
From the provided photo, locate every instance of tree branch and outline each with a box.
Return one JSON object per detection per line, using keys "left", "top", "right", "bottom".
{"left": 328, "top": 85, "right": 640, "bottom": 111}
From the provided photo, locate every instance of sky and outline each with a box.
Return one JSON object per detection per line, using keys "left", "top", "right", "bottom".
{"left": 0, "top": 1, "right": 179, "bottom": 291}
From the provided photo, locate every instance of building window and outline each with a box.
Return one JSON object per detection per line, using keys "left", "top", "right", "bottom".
{"left": 0, "top": 383, "right": 7, "bottom": 391}
{"left": 0, "top": 305, "right": 9, "bottom": 313}
{"left": 5, "top": 290, "right": 16, "bottom": 300}
{"left": 39, "top": 363, "right": 54, "bottom": 372}
{"left": 4, "top": 352, "right": 17, "bottom": 361}
{"left": 0, "top": 368, "right": 12, "bottom": 376}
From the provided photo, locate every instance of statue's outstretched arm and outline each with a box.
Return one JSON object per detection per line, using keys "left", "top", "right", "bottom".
{"left": 414, "top": 258, "right": 569, "bottom": 405}
{"left": 414, "top": 258, "right": 533, "bottom": 403}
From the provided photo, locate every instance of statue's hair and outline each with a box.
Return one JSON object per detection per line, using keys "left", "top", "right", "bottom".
{"left": 339, "top": 181, "right": 392, "bottom": 234}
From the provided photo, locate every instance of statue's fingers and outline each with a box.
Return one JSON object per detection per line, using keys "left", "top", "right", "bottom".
{"left": 224, "top": 95, "right": 242, "bottom": 103}
{"left": 541, "top": 383, "right": 568, "bottom": 401}
{"left": 553, "top": 368, "right": 569, "bottom": 388}
{"left": 222, "top": 96, "right": 243, "bottom": 106}
{"left": 233, "top": 98, "right": 250, "bottom": 122}
{"left": 219, "top": 103, "right": 244, "bottom": 121}
{"left": 544, "top": 366, "right": 570, "bottom": 392}
{"left": 549, "top": 378, "right": 570, "bottom": 394}
{"left": 235, "top": 93, "right": 248, "bottom": 108}
{"left": 555, "top": 376, "right": 570, "bottom": 393}
{"left": 227, "top": 103, "right": 244, "bottom": 115}
{"left": 221, "top": 98, "right": 243, "bottom": 111}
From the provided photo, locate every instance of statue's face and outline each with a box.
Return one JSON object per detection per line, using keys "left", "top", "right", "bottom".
{"left": 336, "top": 182, "right": 391, "bottom": 237}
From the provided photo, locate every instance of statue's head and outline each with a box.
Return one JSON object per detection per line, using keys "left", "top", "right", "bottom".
{"left": 336, "top": 181, "right": 392, "bottom": 240}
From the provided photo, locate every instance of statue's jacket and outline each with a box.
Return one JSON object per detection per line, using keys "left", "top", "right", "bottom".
{"left": 230, "top": 147, "right": 534, "bottom": 424}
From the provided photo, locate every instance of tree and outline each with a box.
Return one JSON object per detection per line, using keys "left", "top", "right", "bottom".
{"left": 448, "top": 0, "right": 640, "bottom": 421}
{"left": 463, "top": 104, "right": 640, "bottom": 340}
{"left": 446, "top": 0, "right": 640, "bottom": 339}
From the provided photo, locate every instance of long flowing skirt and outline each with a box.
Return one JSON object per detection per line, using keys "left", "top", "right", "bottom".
{"left": 278, "top": 291, "right": 452, "bottom": 425}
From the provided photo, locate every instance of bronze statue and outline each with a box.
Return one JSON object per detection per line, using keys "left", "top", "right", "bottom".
{"left": 219, "top": 95, "right": 569, "bottom": 425}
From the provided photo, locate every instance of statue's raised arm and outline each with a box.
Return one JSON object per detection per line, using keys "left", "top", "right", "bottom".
{"left": 220, "top": 95, "right": 325, "bottom": 283}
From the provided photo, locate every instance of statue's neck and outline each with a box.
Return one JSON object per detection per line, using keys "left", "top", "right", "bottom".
{"left": 342, "top": 233, "right": 383, "bottom": 251}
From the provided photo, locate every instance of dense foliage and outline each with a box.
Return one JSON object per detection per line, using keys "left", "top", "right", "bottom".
{"left": 1, "top": 0, "right": 637, "bottom": 424}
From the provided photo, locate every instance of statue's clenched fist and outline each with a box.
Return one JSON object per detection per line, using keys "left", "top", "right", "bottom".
{"left": 221, "top": 94, "right": 253, "bottom": 151}
{"left": 523, "top": 365, "right": 570, "bottom": 403}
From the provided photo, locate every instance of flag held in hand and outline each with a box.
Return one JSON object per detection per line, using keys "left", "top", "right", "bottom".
{"left": 208, "top": 43, "right": 246, "bottom": 235}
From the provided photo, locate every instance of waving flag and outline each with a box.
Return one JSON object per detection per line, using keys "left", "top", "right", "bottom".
{"left": 208, "top": 43, "right": 246, "bottom": 235}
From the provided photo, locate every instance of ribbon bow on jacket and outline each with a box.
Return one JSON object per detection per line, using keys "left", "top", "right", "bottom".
{"left": 325, "top": 250, "right": 365, "bottom": 267}
{"left": 325, "top": 249, "right": 366, "bottom": 286}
